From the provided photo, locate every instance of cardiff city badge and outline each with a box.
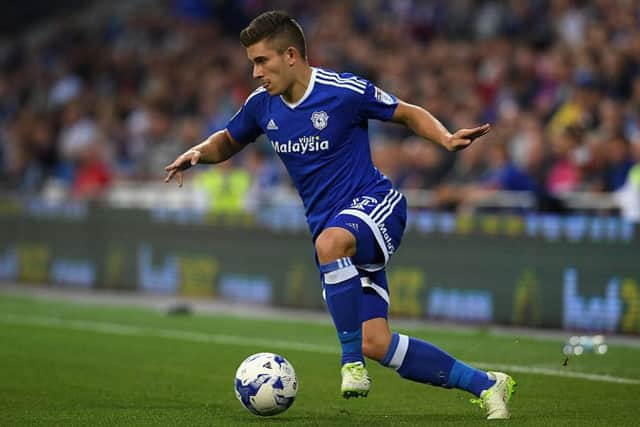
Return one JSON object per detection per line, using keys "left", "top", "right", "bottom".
{"left": 311, "top": 111, "right": 329, "bottom": 130}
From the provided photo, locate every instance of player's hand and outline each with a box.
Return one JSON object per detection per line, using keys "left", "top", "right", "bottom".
{"left": 164, "top": 149, "right": 202, "bottom": 187}
{"left": 446, "top": 123, "right": 491, "bottom": 151}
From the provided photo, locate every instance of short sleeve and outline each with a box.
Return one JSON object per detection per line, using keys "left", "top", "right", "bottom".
{"left": 358, "top": 82, "right": 399, "bottom": 122}
{"left": 226, "top": 90, "right": 264, "bottom": 144}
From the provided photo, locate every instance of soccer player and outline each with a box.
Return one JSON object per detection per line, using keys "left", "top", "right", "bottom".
{"left": 164, "top": 11, "right": 516, "bottom": 420}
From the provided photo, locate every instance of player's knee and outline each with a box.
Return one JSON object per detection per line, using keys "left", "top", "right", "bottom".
{"left": 315, "top": 228, "right": 356, "bottom": 264}
{"left": 362, "top": 331, "right": 392, "bottom": 361}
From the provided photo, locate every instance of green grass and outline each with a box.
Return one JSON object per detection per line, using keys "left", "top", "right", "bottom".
{"left": 1, "top": 293, "right": 639, "bottom": 426}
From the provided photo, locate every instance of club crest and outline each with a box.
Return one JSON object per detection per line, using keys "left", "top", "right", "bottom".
{"left": 311, "top": 111, "right": 329, "bottom": 130}
{"left": 350, "top": 196, "right": 378, "bottom": 210}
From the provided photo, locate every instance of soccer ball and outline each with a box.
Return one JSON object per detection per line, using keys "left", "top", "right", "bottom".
{"left": 234, "top": 352, "right": 298, "bottom": 416}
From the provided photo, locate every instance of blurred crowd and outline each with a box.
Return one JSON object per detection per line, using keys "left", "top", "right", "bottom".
{"left": 1, "top": 0, "right": 639, "bottom": 215}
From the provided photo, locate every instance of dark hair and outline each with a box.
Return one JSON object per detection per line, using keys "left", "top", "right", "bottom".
{"left": 240, "top": 11, "right": 307, "bottom": 60}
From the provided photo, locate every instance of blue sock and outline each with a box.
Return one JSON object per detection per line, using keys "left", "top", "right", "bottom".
{"left": 448, "top": 360, "right": 496, "bottom": 397}
{"left": 380, "top": 333, "right": 495, "bottom": 397}
{"left": 320, "top": 257, "right": 363, "bottom": 366}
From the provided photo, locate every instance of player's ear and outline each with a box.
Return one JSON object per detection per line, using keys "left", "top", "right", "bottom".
{"left": 286, "top": 47, "right": 296, "bottom": 66}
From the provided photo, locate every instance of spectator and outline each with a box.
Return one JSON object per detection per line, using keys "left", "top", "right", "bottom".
{"left": 483, "top": 142, "right": 536, "bottom": 193}
{"left": 71, "top": 142, "right": 112, "bottom": 199}
{"left": 546, "top": 126, "right": 584, "bottom": 195}
{"left": 194, "top": 159, "right": 250, "bottom": 218}
{"left": 434, "top": 141, "right": 488, "bottom": 210}
{"left": 0, "top": 0, "right": 638, "bottom": 216}
{"left": 601, "top": 134, "right": 634, "bottom": 192}
{"left": 615, "top": 141, "right": 640, "bottom": 222}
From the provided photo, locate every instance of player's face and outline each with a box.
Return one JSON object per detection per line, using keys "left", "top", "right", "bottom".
{"left": 247, "top": 40, "right": 292, "bottom": 95}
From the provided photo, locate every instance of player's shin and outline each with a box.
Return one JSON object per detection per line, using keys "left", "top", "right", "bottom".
{"left": 380, "top": 333, "right": 495, "bottom": 396}
{"left": 320, "top": 257, "right": 364, "bottom": 365}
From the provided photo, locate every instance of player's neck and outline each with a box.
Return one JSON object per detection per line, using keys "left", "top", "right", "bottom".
{"left": 281, "top": 65, "right": 312, "bottom": 104}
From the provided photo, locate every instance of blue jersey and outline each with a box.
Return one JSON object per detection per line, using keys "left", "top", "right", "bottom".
{"left": 226, "top": 67, "right": 399, "bottom": 238}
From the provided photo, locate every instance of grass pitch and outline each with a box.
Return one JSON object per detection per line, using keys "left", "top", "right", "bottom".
{"left": 1, "top": 293, "right": 639, "bottom": 426}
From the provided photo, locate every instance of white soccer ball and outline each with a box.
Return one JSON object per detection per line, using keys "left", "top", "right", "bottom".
{"left": 234, "top": 352, "right": 298, "bottom": 416}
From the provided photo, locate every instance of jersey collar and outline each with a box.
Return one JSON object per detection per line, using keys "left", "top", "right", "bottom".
{"left": 280, "top": 67, "right": 317, "bottom": 110}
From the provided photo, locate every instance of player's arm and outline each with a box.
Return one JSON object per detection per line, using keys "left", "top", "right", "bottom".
{"left": 164, "top": 129, "right": 244, "bottom": 187}
{"left": 391, "top": 100, "right": 490, "bottom": 151}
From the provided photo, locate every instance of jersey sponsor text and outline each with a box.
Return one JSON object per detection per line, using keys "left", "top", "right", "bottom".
{"left": 270, "top": 135, "right": 329, "bottom": 154}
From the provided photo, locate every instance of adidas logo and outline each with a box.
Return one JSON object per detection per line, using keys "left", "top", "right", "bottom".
{"left": 267, "top": 119, "right": 279, "bottom": 130}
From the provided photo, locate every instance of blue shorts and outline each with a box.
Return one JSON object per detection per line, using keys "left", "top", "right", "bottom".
{"left": 322, "top": 188, "right": 407, "bottom": 321}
